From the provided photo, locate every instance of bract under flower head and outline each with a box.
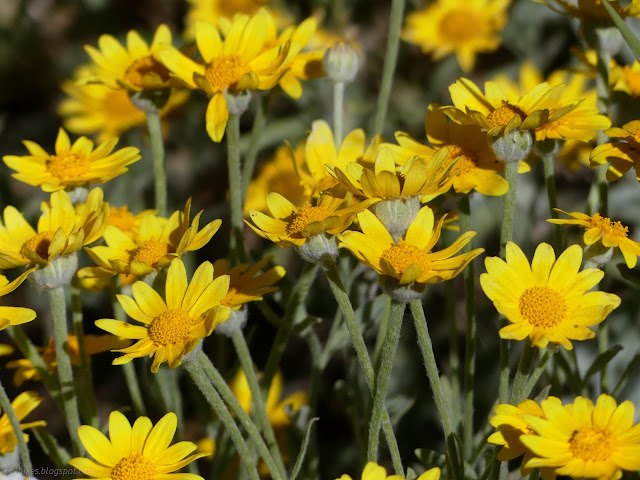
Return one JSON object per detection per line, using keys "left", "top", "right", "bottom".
{"left": 95, "top": 259, "right": 231, "bottom": 372}
{"left": 480, "top": 242, "right": 620, "bottom": 349}
{"left": 3, "top": 128, "right": 140, "bottom": 192}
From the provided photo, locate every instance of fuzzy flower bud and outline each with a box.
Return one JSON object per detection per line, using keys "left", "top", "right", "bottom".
{"left": 28, "top": 253, "right": 78, "bottom": 290}
{"left": 296, "top": 233, "right": 339, "bottom": 264}
{"left": 371, "top": 197, "right": 422, "bottom": 243}
{"left": 323, "top": 42, "right": 360, "bottom": 83}
{"left": 224, "top": 89, "right": 252, "bottom": 116}
{"left": 490, "top": 130, "right": 533, "bottom": 164}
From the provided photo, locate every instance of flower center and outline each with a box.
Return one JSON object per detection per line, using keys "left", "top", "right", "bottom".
{"left": 46, "top": 154, "right": 91, "bottom": 181}
{"left": 569, "top": 428, "right": 615, "bottom": 462}
{"left": 148, "top": 309, "right": 193, "bottom": 346}
{"left": 444, "top": 144, "right": 477, "bottom": 175}
{"left": 109, "top": 206, "right": 136, "bottom": 232}
{"left": 286, "top": 205, "right": 331, "bottom": 237}
{"left": 623, "top": 66, "right": 640, "bottom": 96}
{"left": 487, "top": 102, "right": 527, "bottom": 128}
{"left": 130, "top": 239, "right": 171, "bottom": 267}
{"left": 205, "top": 55, "right": 250, "bottom": 92}
{"left": 519, "top": 286, "right": 566, "bottom": 328}
{"left": 22, "top": 231, "right": 55, "bottom": 260}
{"left": 381, "top": 241, "right": 430, "bottom": 276}
{"left": 124, "top": 56, "right": 171, "bottom": 90}
{"left": 438, "top": 9, "right": 483, "bottom": 42}
{"left": 590, "top": 213, "right": 629, "bottom": 239}
{"left": 111, "top": 454, "right": 156, "bottom": 480}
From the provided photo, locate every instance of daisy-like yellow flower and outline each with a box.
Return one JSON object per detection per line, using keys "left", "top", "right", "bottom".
{"left": 521, "top": 394, "right": 640, "bottom": 480}
{"left": 244, "top": 142, "right": 308, "bottom": 215}
{"left": 107, "top": 205, "right": 156, "bottom": 238}
{"left": 95, "top": 259, "right": 231, "bottom": 372}
{"left": 84, "top": 24, "right": 177, "bottom": 93}
{"left": 548, "top": 209, "right": 640, "bottom": 268}
{"left": 69, "top": 410, "right": 207, "bottom": 479}
{"left": 488, "top": 400, "right": 554, "bottom": 479}
{"left": 336, "top": 461, "right": 441, "bottom": 480}
{"left": 59, "top": 64, "right": 189, "bottom": 142}
{"left": 402, "top": 0, "right": 509, "bottom": 72}
{"left": 80, "top": 199, "right": 220, "bottom": 279}
{"left": 590, "top": 120, "right": 640, "bottom": 182}
{"left": 441, "top": 77, "right": 580, "bottom": 137}
{"left": 382, "top": 104, "right": 508, "bottom": 196}
{"left": 2, "top": 128, "right": 140, "bottom": 192}
{"left": 0, "top": 391, "right": 46, "bottom": 455}
{"left": 0, "top": 270, "right": 36, "bottom": 330}
{"left": 0, "top": 188, "right": 108, "bottom": 268}
{"left": 6, "top": 334, "right": 130, "bottom": 387}
{"left": 183, "top": 0, "right": 270, "bottom": 40}
{"left": 611, "top": 61, "right": 640, "bottom": 97}
{"left": 213, "top": 257, "right": 285, "bottom": 309}
{"left": 158, "top": 12, "right": 291, "bottom": 141}
{"left": 338, "top": 206, "right": 483, "bottom": 285}
{"left": 480, "top": 242, "right": 620, "bottom": 349}
{"left": 534, "top": 0, "right": 640, "bottom": 20}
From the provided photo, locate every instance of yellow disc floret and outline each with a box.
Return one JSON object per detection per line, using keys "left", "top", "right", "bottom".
{"left": 438, "top": 9, "right": 483, "bottom": 42}
{"left": 205, "top": 56, "right": 250, "bottom": 92}
{"left": 22, "top": 231, "right": 55, "bottom": 260}
{"left": 382, "top": 241, "right": 431, "bottom": 276}
{"left": 487, "top": 102, "right": 526, "bottom": 128}
{"left": 445, "top": 144, "right": 477, "bottom": 175}
{"left": 148, "top": 309, "right": 193, "bottom": 346}
{"left": 589, "top": 213, "right": 629, "bottom": 238}
{"left": 286, "top": 205, "right": 331, "bottom": 237}
{"left": 130, "top": 239, "right": 170, "bottom": 266}
{"left": 519, "top": 286, "right": 566, "bottom": 328}
{"left": 109, "top": 206, "right": 136, "bottom": 232}
{"left": 46, "top": 154, "right": 91, "bottom": 180}
{"left": 568, "top": 428, "right": 615, "bottom": 462}
{"left": 111, "top": 454, "right": 156, "bottom": 480}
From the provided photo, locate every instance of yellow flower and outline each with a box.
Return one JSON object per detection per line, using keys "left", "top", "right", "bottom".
{"left": 247, "top": 190, "right": 367, "bottom": 248}
{"left": 244, "top": 142, "right": 309, "bottom": 215}
{"left": 441, "top": 77, "right": 580, "bottom": 137}
{"left": 336, "top": 462, "right": 441, "bottom": 480}
{"left": 95, "top": 259, "right": 231, "bottom": 372}
{"left": 488, "top": 400, "right": 554, "bottom": 479}
{"left": 548, "top": 209, "right": 640, "bottom": 268}
{"left": 5, "top": 334, "right": 131, "bottom": 387}
{"left": 69, "top": 410, "right": 207, "bottom": 479}
{"left": 196, "top": 437, "right": 216, "bottom": 459}
{"left": 382, "top": 104, "right": 508, "bottom": 196}
{"left": 0, "top": 188, "right": 109, "bottom": 268}
{"left": 59, "top": 64, "right": 189, "bottom": 142}
{"left": 213, "top": 256, "right": 285, "bottom": 309}
{"left": 184, "top": 0, "right": 270, "bottom": 40}
{"left": 402, "top": 0, "right": 509, "bottom": 72}
{"left": 338, "top": 206, "right": 483, "bottom": 285}
{"left": 521, "top": 394, "right": 640, "bottom": 480}
{"left": 107, "top": 205, "right": 156, "bottom": 238}
{"left": 0, "top": 269, "right": 36, "bottom": 330}
{"left": 556, "top": 139, "right": 593, "bottom": 171}
{"left": 2, "top": 128, "right": 140, "bottom": 192}
{"left": 492, "top": 62, "right": 610, "bottom": 142}
{"left": 83, "top": 25, "right": 177, "bottom": 92}
{"left": 590, "top": 120, "right": 640, "bottom": 182}
{"left": 80, "top": 199, "right": 221, "bottom": 278}
{"left": 158, "top": 12, "right": 290, "bottom": 141}
{"left": 611, "top": 61, "right": 640, "bottom": 97}
{"left": 534, "top": 0, "right": 639, "bottom": 20}
{"left": 0, "top": 391, "right": 46, "bottom": 455}
{"left": 480, "top": 242, "right": 620, "bottom": 349}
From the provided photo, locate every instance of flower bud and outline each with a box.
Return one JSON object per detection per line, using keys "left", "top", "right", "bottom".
{"left": 28, "top": 253, "right": 78, "bottom": 290}
{"left": 372, "top": 197, "right": 421, "bottom": 243}
{"left": 490, "top": 130, "right": 533, "bottom": 164}
{"left": 224, "top": 89, "right": 252, "bottom": 116}
{"left": 296, "top": 233, "right": 339, "bottom": 264}
{"left": 323, "top": 42, "right": 360, "bottom": 83}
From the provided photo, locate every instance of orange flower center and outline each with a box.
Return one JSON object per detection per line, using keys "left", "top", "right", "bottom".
{"left": 487, "top": 102, "right": 526, "bottom": 129}
{"left": 109, "top": 206, "right": 137, "bottom": 232}
{"left": 111, "top": 454, "right": 156, "bottom": 480}
{"left": 623, "top": 66, "right": 640, "bottom": 96}
{"left": 148, "top": 309, "right": 193, "bottom": 346}
{"left": 569, "top": 427, "right": 615, "bottom": 462}
{"left": 381, "top": 241, "right": 430, "bottom": 276}
{"left": 590, "top": 213, "right": 628, "bottom": 239}
{"left": 46, "top": 154, "right": 90, "bottom": 181}
{"left": 519, "top": 286, "right": 566, "bottom": 328}
{"left": 205, "top": 55, "right": 250, "bottom": 92}
{"left": 130, "top": 239, "right": 171, "bottom": 266}
{"left": 438, "top": 9, "right": 483, "bottom": 42}
{"left": 22, "top": 231, "right": 55, "bottom": 260}
{"left": 124, "top": 56, "right": 171, "bottom": 90}
{"left": 444, "top": 144, "right": 477, "bottom": 175}
{"left": 286, "top": 205, "right": 331, "bottom": 237}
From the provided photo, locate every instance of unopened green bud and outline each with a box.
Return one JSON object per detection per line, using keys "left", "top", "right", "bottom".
{"left": 29, "top": 253, "right": 78, "bottom": 290}
{"left": 296, "top": 233, "right": 338, "bottom": 264}
{"left": 372, "top": 197, "right": 421, "bottom": 243}
{"left": 323, "top": 42, "right": 360, "bottom": 83}
{"left": 490, "top": 130, "right": 533, "bottom": 164}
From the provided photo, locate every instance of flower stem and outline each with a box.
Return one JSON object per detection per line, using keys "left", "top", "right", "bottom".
{"left": 183, "top": 357, "right": 260, "bottom": 480}
{"left": 145, "top": 109, "right": 167, "bottom": 217}
{"left": 48, "top": 286, "right": 82, "bottom": 456}
{"left": 541, "top": 148, "right": 562, "bottom": 251}
{"left": 459, "top": 194, "right": 476, "bottom": 461}
{"left": 373, "top": 0, "right": 406, "bottom": 136}
{"left": 227, "top": 112, "right": 246, "bottom": 262}
{"left": 333, "top": 81, "right": 345, "bottom": 143}
{"left": 320, "top": 256, "right": 403, "bottom": 474}
{"left": 367, "top": 299, "right": 404, "bottom": 463}
{"left": 522, "top": 348, "right": 554, "bottom": 400}
{"left": 242, "top": 94, "right": 269, "bottom": 195}
{"left": 0, "top": 379, "right": 32, "bottom": 473}
{"left": 410, "top": 298, "right": 463, "bottom": 480}
{"left": 231, "top": 330, "right": 287, "bottom": 479}
{"left": 508, "top": 341, "right": 535, "bottom": 405}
